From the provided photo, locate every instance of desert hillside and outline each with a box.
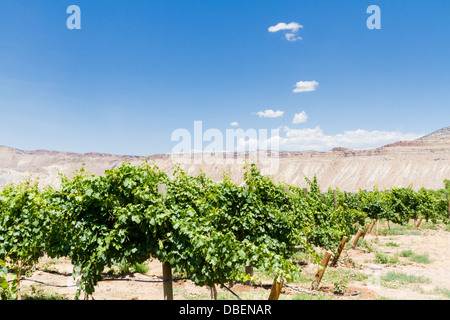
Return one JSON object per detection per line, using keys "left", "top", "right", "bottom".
{"left": 0, "top": 127, "right": 449, "bottom": 192}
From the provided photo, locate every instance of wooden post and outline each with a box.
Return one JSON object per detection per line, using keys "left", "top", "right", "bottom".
{"left": 245, "top": 263, "right": 253, "bottom": 285}
{"left": 351, "top": 229, "right": 363, "bottom": 249}
{"left": 210, "top": 284, "right": 218, "bottom": 300}
{"left": 268, "top": 275, "right": 284, "bottom": 300}
{"left": 17, "top": 260, "right": 22, "bottom": 300}
{"left": 311, "top": 251, "right": 332, "bottom": 290}
{"left": 162, "top": 262, "right": 174, "bottom": 300}
{"left": 158, "top": 183, "right": 173, "bottom": 300}
{"left": 367, "top": 219, "right": 377, "bottom": 234}
{"left": 244, "top": 183, "right": 263, "bottom": 286}
{"left": 361, "top": 223, "right": 370, "bottom": 239}
{"left": 415, "top": 217, "right": 424, "bottom": 230}
{"left": 330, "top": 236, "right": 348, "bottom": 267}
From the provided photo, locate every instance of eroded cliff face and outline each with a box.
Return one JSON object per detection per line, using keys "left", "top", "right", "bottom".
{"left": 169, "top": 137, "right": 450, "bottom": 192}
{"left": 0, "top": 129, "right": 449, "bottom": 192}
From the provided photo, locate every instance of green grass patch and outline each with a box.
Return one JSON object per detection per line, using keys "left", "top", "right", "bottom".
{"left": 22, "top": 286, "right": 69, "bottom": 300}
{"left": 373, "top": 252, "right": 399, "bottom": 264}
{"left": 413, "top": 286, "right": 450, "bottom": 298}
{"left": 380, "top": 271, "right": 431, "bottom": 285}
{"left": 373, "top": 271, "right": 432, "bottom": 289}
{"left": 419, "top": 222, "right": 439, "bottom": 230}
{"left": 410, "top": 253, "right": 432, "bottom": 264}
{"left": 110, "top": 261, "right": 150, "bottom": 275}
{"left": 385, "top": 242, "right": 399, "bottom": 247}
{"left": 356, "top": 239, "right": 374, "bottom": 252}
{"left": 400, "top": 250, "right": 432, "bottom": 264}
{"left": 379, "top": 224, "right": 421, "bottom": 236}
{"left": 432, "top": 287, "right": 450, "bottom": 298}
{"left": 400, "top": 249, "right": 413, "bottom": 257}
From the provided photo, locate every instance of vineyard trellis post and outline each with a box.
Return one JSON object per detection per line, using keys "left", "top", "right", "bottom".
{"left": 367, "top": 219, "right": 377, "bottom": 235}
{"left": 243, "top": 183, "right": 254, "bottom": 285}
{"left": 311, "top": 251, "right": 332, "bottom": 290}
{"left": 351, "top": 229, "right": 363, "bottom": 249}
{"left": 17, "top": 260, "right": 22, "bottom": 300}
{"left": 361, "top": 223, "right": 370, "bottom": 239}
{"left": 330, "top": 236, "right": 348, "bottom": 267}
{"left": 268, "top": 275, "right": 284, "bottom": 300}
{"left": 158, "top": 183, "right": 174, "bottom": 300}
{"left": 415, "top": 217, "right": 424, "bottom": 230}
{"left": 210, "top": 285, "right": 218, "bottom": 300}
{"left": 245, "top": 263, "right": 254, "bottom": 286}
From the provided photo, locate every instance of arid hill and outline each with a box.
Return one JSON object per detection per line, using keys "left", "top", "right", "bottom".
{"left": 0, "top": 127, "right": 449, "bottom": 192}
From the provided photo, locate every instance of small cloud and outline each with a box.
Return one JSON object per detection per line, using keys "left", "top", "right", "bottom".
{"left": 293, "top": 111, "right": 309, "bottom": 124}
{"left": 268, "top": 22, "right": 303, "bottom": 33}
{"left": 285, "top": 33, "right": 302, "bottom": 42}
{"left": 293, "top": 80, "right": 319, "bottom": 93}
{"left": 256, "top": 109, "right": 284, "bottom": 118}
{"left": 230, "top": 121, "right": 239, "bottom": 127}
{"left": 268, "top": 22, "right": 303, "bottom": 42}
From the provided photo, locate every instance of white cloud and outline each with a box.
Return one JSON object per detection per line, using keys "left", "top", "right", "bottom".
{"left": 293, "top": 80, "right": 319, "bottom": 93}
{"left": 276, "top": 126, "right": 423, "bottom": 151}
{"left": 233, "top": 126, "right": 422, "bottom": 153}
{"left": 230, "top": 121, "right": 239, "bottom": 127}
{"left": 268, "top": 22, "right": 303, "bottom": 42}
{"left": 268, "top": 22, "right": 303, "bottom": 33}
{"left": 293, "top": 111, "right": 309, "bottom": 124}
{"left": 285, "top": 33, "right": 302, "bottom": 42}
{"left": 256, "top": 109, "right": 284, "bottom": 118}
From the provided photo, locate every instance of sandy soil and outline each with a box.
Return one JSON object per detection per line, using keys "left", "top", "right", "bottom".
{"left": 13, "top": 223, "right": 450, "bottom": 301}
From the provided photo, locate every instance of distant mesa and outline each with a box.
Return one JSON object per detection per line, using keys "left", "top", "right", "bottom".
{"left": 382, "top": 127, "right": 450, "bottom": 148}
{"left": 417, "top": 127, "right": 450, "bottom": 141}
{"left": 330, "top": 147, "right": 353, "bottom": 152}
{"left": 0, "top": 126, "right": 449, "bottom": 192}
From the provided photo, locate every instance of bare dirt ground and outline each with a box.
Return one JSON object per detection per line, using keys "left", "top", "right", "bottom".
{"left": 16, "top": 221, "right": 450, "bottom": 301}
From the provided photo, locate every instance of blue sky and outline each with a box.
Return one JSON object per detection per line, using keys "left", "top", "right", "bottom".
{"left": 0, "top": 0, "right": 449, "bottom": 155}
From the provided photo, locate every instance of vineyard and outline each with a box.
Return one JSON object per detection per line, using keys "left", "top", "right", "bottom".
{"left": 0, "top": 161, "right": 449, "bottom": 300}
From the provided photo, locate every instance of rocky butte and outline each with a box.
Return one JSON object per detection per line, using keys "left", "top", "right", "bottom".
{"left": 0, "top": 127, "right": 449, "bottom": 192}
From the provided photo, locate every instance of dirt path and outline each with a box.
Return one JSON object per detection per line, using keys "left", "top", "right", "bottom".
{"left": 351, "top": 227, "right": 450, "bottom": 300}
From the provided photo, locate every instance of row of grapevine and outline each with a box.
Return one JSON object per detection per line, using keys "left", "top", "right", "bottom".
{"left": 0, "top": 161, "right": 448, "bottom": 299}
{"left": 341, "top": 186, "right": 449, "bottom": 225}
